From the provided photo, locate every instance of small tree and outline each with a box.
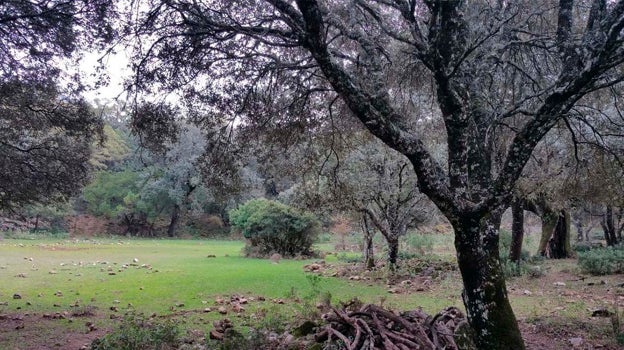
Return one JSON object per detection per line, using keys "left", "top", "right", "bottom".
{"left": 230, "top": 199, "right": 320, "bottom": 257}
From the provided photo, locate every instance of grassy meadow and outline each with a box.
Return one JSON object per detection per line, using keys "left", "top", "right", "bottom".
{"left": 1, "top": 233, "right": 622, "bottom": 349}
{"left": 0, "top": 237, "right": 459, "bottom": 316}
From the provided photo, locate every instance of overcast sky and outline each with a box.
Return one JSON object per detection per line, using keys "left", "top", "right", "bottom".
{"left": 79, "top": 50, "right": 130, "bottom": 104}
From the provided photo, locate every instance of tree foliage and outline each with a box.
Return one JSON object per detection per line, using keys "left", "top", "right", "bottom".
{"left": 230, "top": 199, "right": 320, "bottom": 257}
{"left": 82, "top": 170, "right": 143, "bottom": 219}
{"left": 0, "top": 0, "right": 115, "bottom": 80}
{"left": 0, "top": 80, "right": 102, "bottom": 210}
{"left": 0, "top": 0, "right": 115, "bottom": 210}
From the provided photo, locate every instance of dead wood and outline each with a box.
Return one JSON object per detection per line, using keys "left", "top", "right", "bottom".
{"left": 319, "top": 304, "right": 467, "bottom": 349}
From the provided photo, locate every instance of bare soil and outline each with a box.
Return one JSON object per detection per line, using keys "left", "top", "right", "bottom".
{"left": 0, "top": 313, "right": 108, "bottom": 350}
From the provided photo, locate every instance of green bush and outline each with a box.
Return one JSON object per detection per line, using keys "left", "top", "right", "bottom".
{"left": 90, "top": 312, "right": 180, "bottom": 350}
{"left": 229, "top": 199, "right": 320, "bottom": 257}
{"left": 573, "top": 242, "right": 593, "bottom": 252}
{"left": 578, "top": 245, "right": 624, "bottom": 275}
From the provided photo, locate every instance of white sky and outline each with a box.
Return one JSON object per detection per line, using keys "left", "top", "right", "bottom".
{"left": 79, "top": 50, "right": 130, "bottom": 105}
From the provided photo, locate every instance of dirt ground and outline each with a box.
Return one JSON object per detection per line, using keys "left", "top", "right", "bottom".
{"left": 0, "top": 313, "right": 108, "bottom": 350}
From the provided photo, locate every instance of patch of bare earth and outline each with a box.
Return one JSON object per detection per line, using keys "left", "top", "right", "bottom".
{"left": 0, "top": 312, "right": 108, "bottom": 350}
{"left": 509, "top": 264, "right": 624, "bottom": 349}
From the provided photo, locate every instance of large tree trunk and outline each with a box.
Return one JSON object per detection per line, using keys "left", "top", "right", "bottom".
{"left": 453, "top": 210, "right": 525, "bottom": 350}
{"left": 537, "top": 209, "right": 558, "bottom": 256}
{"left": 167, "top": 204, "right": 180, "bottom": 238}
{"left": 509, "top": 198, "right": 525, "bottom": 263}
{"left": 546, "top": 210, "right": 572, "bottom": 258}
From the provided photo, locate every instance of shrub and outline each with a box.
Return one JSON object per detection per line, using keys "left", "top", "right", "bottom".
{"left": 578, "top": 245, "right": 624, "bottom": 275}
{"left": 229, "top": 199, "right": 320, "bottom": 257}
{"left": 90, "top": 312, "right": 180, "bottom": 350}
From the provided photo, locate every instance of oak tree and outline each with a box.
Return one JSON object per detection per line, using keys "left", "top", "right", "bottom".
{"left": 121, "top": 1, "right": 624, "bottom": 348}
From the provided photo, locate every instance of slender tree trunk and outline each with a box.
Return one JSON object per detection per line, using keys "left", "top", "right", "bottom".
{"left": 387, "top": 236, "right": 399, "bottom": 271}
{"left": 361, "top": 214, "right": 375, "bottom": 270}
{"left": 573, "top": 215, "right": 584, "bottom": 242}
{"left": 167, "top": 204, "right": 180, "bottom": 238}
{"left": 510, "top": 198, "right": 524, "bottom": 263}
{"left": 453, "top": 210, "right": 525, "bottom": 350}
{"left": 616, "top": 208, "right": 623, "bottom": 241}
{"left": 601, "top": 205, "right": 619, "bottom": 246}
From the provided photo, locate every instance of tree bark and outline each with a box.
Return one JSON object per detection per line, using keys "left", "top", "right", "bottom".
{"left": 573, "top": 216, "right": 584, "bottom": 242}
{"left": 167, "top": 204, "right": 180, "bottom": 238}
{"left": 510, "top": 198, "right": 525, "bottom": 263}
{"left": 602, "top": 205, "right": 619, "bottom": 246}
{"left": 453, "top": 211, "right": 525, "bottom": 350}
{"left": 361, "top": 214, "right": 375, "bottom": 270}
{"left": 538, "top": 208, "right": 558, "bottom": 256}
{"left": 546, "top": 210, "right": 572, "bottom": 259}
{"left": 387, "top": 236, "right": 399, "bottom": 271}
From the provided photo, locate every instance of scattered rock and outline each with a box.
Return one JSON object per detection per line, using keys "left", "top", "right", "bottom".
{"left": 86, "top": 321, "right": 97, "bottom": 333}
{"left": 231, "top": 303, "right": 245, "bottom": 313}
{"left": 270, "top": 253, "right": 281, "bottom": 264}
{"left": 569, "top": 337, "right": 584, "bottom": 347}
{"left": 218, "top": 306, "right": 227, "bottom": 315}
{"left": 304, "top": 263, "right": 322, "bottom": 272}
{"left": 15, "top": 273, "right": 27, "bottom": 278}
{"left": 176, "top": 303, "right": 185, "bottom": 307}
{"left": 12, "top": 294, "right": 21, "bottom": 299}
{"left": 133, "top": 258, "right": 139, "bottom": 263}
{"left": 523, "top": 290, "right": 532, "bottom": 296}
{"left": 203, "top": 307, "right": 212, "bottom": 313}
{"left": 209, "top": 329, "right": 224, "bottom": 340}
{"left": 553, "top": 282, "right": 566, "bottom": 287}
{"left": 591, "top": 308, "right": 613, "bottom": 317}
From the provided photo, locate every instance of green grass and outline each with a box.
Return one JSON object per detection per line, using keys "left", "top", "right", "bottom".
{"left": 0, "top": 238, "right": 454, "bottom": 318}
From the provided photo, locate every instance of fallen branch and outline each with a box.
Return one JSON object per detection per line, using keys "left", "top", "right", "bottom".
{"left": 318, "top": 304, "right": 469, "bottom": 349}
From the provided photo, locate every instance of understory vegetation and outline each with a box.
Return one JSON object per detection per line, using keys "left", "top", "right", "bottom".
{"left": 578, "top": 245, "right": 624, "bottom": 275}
